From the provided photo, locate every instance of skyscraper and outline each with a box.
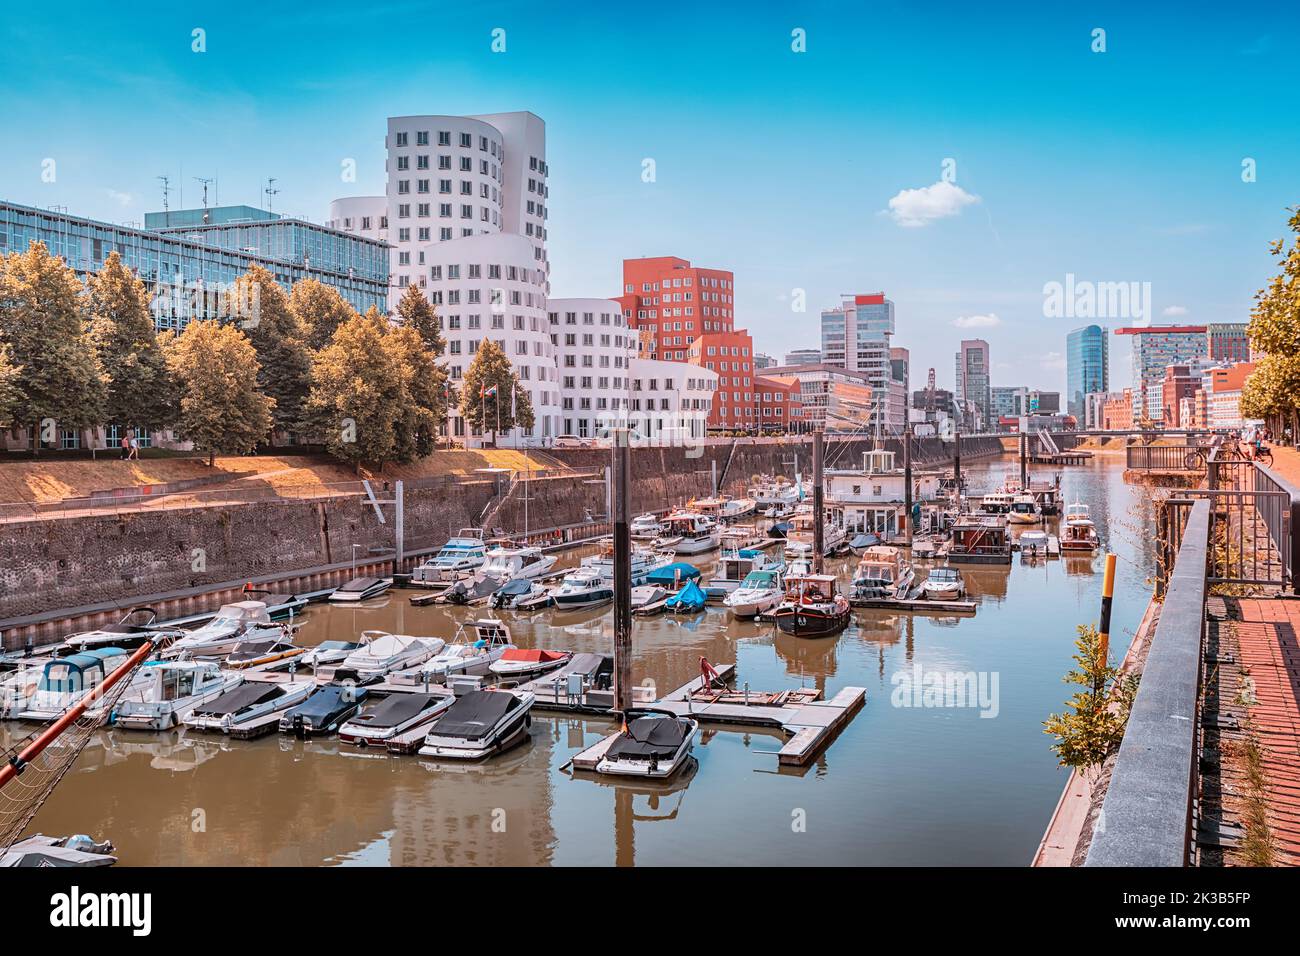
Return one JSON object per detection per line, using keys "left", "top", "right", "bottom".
{"left": 1066, "top": 324, "right": 1109, "bottom": 421}
{"left": 1114, "top": 326, "right": 1207, "bottom": 421}
{"left": 819, "top": 294, "right": 899, "bottom": 430}
{"left": 954, "top": 339, "right": 991, "bottom": 430}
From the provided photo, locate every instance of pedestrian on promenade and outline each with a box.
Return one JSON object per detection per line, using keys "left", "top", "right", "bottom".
{"left": 120, "top": 434, "right": 130, "bottom": 459}
{"left": 128, "top": 434, "right": 140, "bottom": 460}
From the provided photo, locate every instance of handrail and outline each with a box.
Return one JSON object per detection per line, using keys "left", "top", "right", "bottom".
{"left": 1085, "top": 498, "right": 1211, "bottom": 866}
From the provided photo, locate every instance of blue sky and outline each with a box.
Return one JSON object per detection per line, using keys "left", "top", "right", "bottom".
{"left": 3, "top": 1, "right": 1297, "bottom": 395}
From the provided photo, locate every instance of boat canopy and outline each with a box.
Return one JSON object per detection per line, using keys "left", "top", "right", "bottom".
{"left": 355, "top": 693, "right": 440, "bottom": 728}
{"left": 498, "top": 648, "right": 566, "bottom": 664}
{"left": 433, "top": 691, "right": 517, "bottom": 740}
{"left": 607, "top": 715, "right": 691, "bottom": 760}
{"left": 645, "top": 562, "right": 701, "bottom": 585}
{"left": 196, "top": 683, "right": 282, "bottom": 716}
{"left": 667, "top": 580, "right": 706, "bottom": 607}
{"left": 289, "top": 686, "right": 363, "bottom": 720}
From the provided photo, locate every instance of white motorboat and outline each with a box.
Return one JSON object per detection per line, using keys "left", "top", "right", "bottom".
{"left": 420, "top": 619, "right": 515, "bottom": 683}
{"left": 410, "top": 529, "right": 487, "bottom": 585}
{"left": 1019, "top": 529, "right": 1050, "bottom": 559}
{"left": 1061, "top": 502, "right": 1100, "bottom": 551}
{"left": 489, "top": 577, "right": 552, "bottom": 611}
{"left": 630, "top": 585, "right": 670, "bottom": 614}
{"left": 656, "top": 512, "right": 720, "bottom": 555}
{"left": 58, "top": 607, "right": 181, "bottom": 654}
{"left": 479, "top": 541, "right": 557, "bottom": 582}
{"left": 551, "top": 567, "right": 615, "bottom": 609}
{"left": 921, "top": 566, "right": 966, "bottom": 600}
{"left": 706, "top": 547, "right": 783, "bottom": 598}
{"left": 629, "top": 513, "right": 663, "bottom": 540}
{"left": 338, "top": 692, "right": 453, "bottom": 746}
{"left": 223, "top": 629, "right": 308, "bottom": 670}
{"left": 488, "top": 648, "right": 572, "bottom": 680}
{"left": 850, "top": 546, "right": 916, "bottom": 602}
{"left": 417, "top": 689, "right": 535, "bottom": 760}
{"left": 581, "top": 540, "right": 675, "bottom": 586}
{"left": 724, "top": 568, "right": 786, "bottom": 618}
{"left": 329, "top": 577, "right": 392, "bottom": 603}
{"left": 166, "top": 601, "right": 278, "bottom": 658}
{"left": 16, "top": 647, "right": 133, "bottom": 722}
{"left": 1007, "top": 492, "right": 1041, "bottom": 525}
{"left": 184, "top": 679, "right": 314, "bottom": 734}
{"left": 113, "top": 660, "right": 243, "bottom": 731}
{"left": 783, "top": 512, "right": 846, "bottom": 558}
{"left": 333, "top": 631, "right": 445, "bottom": 683}
{"left": 595, "top": 712, "right": 697, "bottom": 779}
{"left": 299, "top": 639, "right": 364, "bottom": 669}
{"left": 690, "top": 495, "right": 757, "bottom": 523}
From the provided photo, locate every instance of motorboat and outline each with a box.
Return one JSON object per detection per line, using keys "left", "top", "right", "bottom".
{"left": 58, "top": 607, "right": 180, "bottom": 654}
{"left": 185, "top": 680, "right": 314, "bottom": 734}
{"left": 772, "top": 574, "right": 852, "bottom": 638}
{"left": 724, "top": 568, "right": 786, "bottom": 619}
{"left": 166, "top": 601, "right": 278, "bottom": 658}
{"left": 420, "top": 619, "right": 515, "bottom": 683}
{"left": 551, "top": 567, "right": 614, "bottom": 610}
{"left": 784, "top": 512, "right": 846, "bottom": 558}
{"left": 629, "top": 513, "right": 663, "bottom": 540}
{"left": 630, "top": 585, "right": 669, "bottom": 614}
{"left": 1007, "top": 492, "right": 1042, "bottom": 525}
{"left": 644, "top": 562, "right": 701, "bottom": 588}
{"left": 595, "top": 712, "right": 697, "bottom": 779}
{"left": 1019, "top": 529, "right": 1050, "bottom": 559}
{"left": 0, "top": 665, "right": 43, "bottom": 719}
{"left": 329, "top": 577, "right": 392, "bottom": 603}
{"left": 0, "top": 833, "right": 117, "bottom": 868}
{"left": 690, "top": 495, "right": 757, "bottom": 523}
{"left": 417, "top": 689, "right": 535, "bottom": 760}
{"left": 654, "top": 512, "right": 720, "bottom": 555}
{"left": 489, "top": 577, "right": 551, "bottom": 610}
{"left": 1061, "top": 502, "right": 1100, "bottom": 551}
{"left": 848, "top": 532, "right": 881, "bottom": 555}
{"left": 665, "top": 579, "right": 708, "bottom": 614}
{"left": 850, "top": 546, "right": 916, "bottom": 602}
{"left": 223, "top": 628, "right": 307, "bottom": 670}
{"left": 339, "top": 692, "right": 453, "bottom": 746}
{"left": 333, "top": 631, "right": 444, "bottom": 684}
{"left": 442, "top": 572, "right": 505, "bottom": 606}
{"left": 767, "top": 520, "right": 793, "bottom": 541}
{"left": 479, "top": 542, "right": 557, "bottom": 582}
{"left": 706, "top": 547, "right": 782, "bottom": 599}
{"left": 581, "top": 540, "right": 675, "bottom": 586}
{"left": 980, "top": 492, "right": 1013, "bottom": 515}
{"left": 16, "top": 647, "right": 133, "bottom": 722}
{"left": 279, "top": 685, "right": 367, "bottom": 737}
{"left": 299, "top": 639, "right": 364, "bottom": 670}
{"left": 748, "top": 475, "right": 804, "bottom": 511}
{"left": 786, "top": 556, "right": 814, "bottom": 578}
{"left": 921, "top": 566, "right": 966, "bottom": 600}
{"left": 410, "top": 529, "right": 487, "bottom": 585}
{"left": 112, "top": 660, "right": 243, "bottom": 731}
{"left": 488, "top": 648, "right": 572, "bottom": 680}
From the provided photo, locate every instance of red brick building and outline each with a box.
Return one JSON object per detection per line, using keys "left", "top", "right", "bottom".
{"left": 756, "top": 375, "right": 803, "bottom": 431}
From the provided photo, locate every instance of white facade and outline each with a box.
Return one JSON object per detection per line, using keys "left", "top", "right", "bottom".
{"left": 547, "top": 298, "right": 635, "bottom": 438}
{"left": 327, "top": 196, "right": 389, "bottom": 243}
{"left": 627, "top": 358, "right": 717, "bottom": 441}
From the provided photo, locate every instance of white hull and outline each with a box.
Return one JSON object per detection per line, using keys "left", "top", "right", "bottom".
{"left": 671, "top": 533, "right": 720, "bottom": 555}
{"left": 184, "top": 681, "right": 313, "bottom": 734}
{"left": 114, "top": 676, "right": 243, "bottom": 731}
{"left": 725, "top": 590, "right": 783, "bottom": 618}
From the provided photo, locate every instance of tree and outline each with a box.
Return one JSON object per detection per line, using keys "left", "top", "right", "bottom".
{"left": 385, "top": 323, "right": 452, "bottom": 459}
{"left": 459, "top": 339, "right": 534, "bottom": 445}
{"left": 86, "top": 251, "right": 177, "bottom": 432}
{"left": 164, "top": 320, "right": 274, "bottom": 465}
{"left": 304, "top": 310, "right": 404, "bottom": 470}
{"left": 1244, "top": 208, "right": 1300, "bottom": 437}
{"left": 395, "top": 284, "right": 444, "bottom": 355}
{"left": 0, "top": 344, "right": 20, "bottom": 428}
{"left": 232, "top": 265, "right": 311, "bottom": 437}
{"left": 1043, "top": 624, "right": 1138, "bottom": 783}
{"left": 291, "top": 278, "right": 359, "bottom": 351}
{"left": 0, "top": 240, "right": 105, "bottom": 449}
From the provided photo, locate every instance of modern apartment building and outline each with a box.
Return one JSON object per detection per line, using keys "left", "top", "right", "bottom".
{"left": 1114, "top": 325, "right": 1207, "bottom": 421}
{"left": 615, "top": 255, "right": 736, "bottom": 361}
{"left": 783, "top": 348, "right": 822, "bottom": 366}
{"left": 954, "top": 339, "right": 991, "bottom": 431}
{"left": 1066, "top": 324, "right": 1109, "bottom": 420}
{"left": 758, "top": 363, "right": 877, "bottom": 431}
{"left": 819, "top": 294, "right": 900, "bottom": 430}
{"left": 1206, "top": 323, "right": 1251, "bottom": 363}
{"left": 546, "top": 297, "right": 635, "bottom": 439}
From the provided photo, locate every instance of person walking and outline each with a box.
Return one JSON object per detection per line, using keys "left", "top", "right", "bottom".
{"left": 120, "top": 433, "right": 130, "bottom": 459}
{"left": 128, "top": 433, "right": 140, "bottom": 461}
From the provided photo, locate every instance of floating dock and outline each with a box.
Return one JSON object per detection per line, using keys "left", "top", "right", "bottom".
{"left": 850, "top": 584, "right": 976, "bottom": 613}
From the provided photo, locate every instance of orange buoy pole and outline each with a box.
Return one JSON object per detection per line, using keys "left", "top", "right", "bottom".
{"left": 1098, "top": 553, "right": 1117, "bottom": 664}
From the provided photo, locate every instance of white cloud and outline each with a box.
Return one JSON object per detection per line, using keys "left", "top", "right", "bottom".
{"left": 1162, "top": 305, "right": 1188, "bottom": 317}
{"left": 105, "top": 189, "right": 133, "bottom": 207}
{"left": 953, "top": 313, "right": 1001, "bottom": 329}
{"left": 886, "top": 180, "right": 980, "bottom": 228}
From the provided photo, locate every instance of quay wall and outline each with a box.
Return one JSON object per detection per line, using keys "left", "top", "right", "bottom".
{"left": 0, "top": 435, "right": 1000, "bottom": 645}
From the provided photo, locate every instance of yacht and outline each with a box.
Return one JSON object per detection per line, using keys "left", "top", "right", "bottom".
{"left": 333, "top": 631, "right": 444, "bottom": 684}
{"left": 479, "top": 542, "right": 557, "bottom": 582}
{"left": 706, "top": 547, "right": 782, "bottom": 599}
{"left": 328, "top": 577, "right": 392, "bottom": 603}
{"left": 417, "top": 689, "right": 535, "bottom": 760}
{"left": 488, "top": 648, "right": 572, "bottom": 680}
{"left": 629, "top": 513, "right": 663, "bottom": 540}
{"left": 581, "top": 540, "right": 675, "bottom": 587}
{"left": 850, "top": 546, "right": 916, "bottom": 602}
{"left": 724, "top": 568, "right": 786, "bottom": 619}
{"left": 410, "top": 529, "right": 487, "bottom": 585}
{"left": 112, "top": 660, "right": 243, "bottom": 731}
{"left": 17, "top": 647, "right": 133, "bottom": 722}
{"left": 224, "top": 628, "right": 307, "bottom": 670}
{"left": 551, "top": 567, "right": 614, "bottom": 610}
{"left": 921, "top": 566, "right": 966, "bottom": 600}
{"left": 420, "top": 619, "right": 515, "bottom": 683}
{"left": 1007, "top": 492, "right": 1042, "bottom": 525}
{"left": 58, "top": 607, "right": 181, "bottom": 654}
{"left": 654, "top": 512, "right": 720, "bottom": 555}
{"left": 279, "top": 685, "right": 367, "bottom": 737}
{"left": 166, "top": 601, "right": 278, "bottom": 658}
{"left": 184, "top": 680, "right": 314, "bottom": 734}
{"left": 338, "top": 692, "right": 452, "bottom": 746}
{"left": 595, "top": 712, "right": 697, "bottom": 779}
{"left": 772, "top": 574, "right": 852, "bottom": 638}
{"left": 1061, "top": 502, "right": 1100, "bottom": 551}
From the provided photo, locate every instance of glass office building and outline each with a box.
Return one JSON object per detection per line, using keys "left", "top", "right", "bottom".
{"left": 1066, "top": 324, "right": 1109, "bottom": 420}
{"left": 0, "top": 201, "right": 389, "bottom": 330}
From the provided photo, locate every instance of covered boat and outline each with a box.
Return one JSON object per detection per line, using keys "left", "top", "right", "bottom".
{"left": 665, "top": 579, "right": 707, "bottom": 614}
{"left": 1018, "top": 529, "right": 1050, "bottom": 559}
{"left": 595, "top": 712, "right": 697, "bottom": 779}
{"left": 417, "top": 689, "right": 534, "bottom": 760}
{"left": 488, "top": 648, "right": 572, "bottom": 679}
{"left": 334, "top": 631, "right": 443, "bottom": 683}
{"left": 643, "top": 562, "right": 701, "bottom": 587}
{"left": 771, "top": 574, "right": 852, "bottom": 638}
{"left": 328, "top": 577, "right": 392, "bottom": 603}
{"left": 17, "top": 647, "right": 132, "bottom": 722}
{"left": 185, "top": 680, "right": 314, "bottom": 734}
{"left": 280, "top": 685, "right": 367, "bottom": 737}
{"left": 490, "top": 577, "right": 550, "bottom": 610}
{"left": 849, "top": 532, "right": 881, "bottom": 555}
{"left": 338, "top": 692, "right": 452, "bottom": 746}
{"left": 442, "top": 571, "right": 505, "bottom": 606}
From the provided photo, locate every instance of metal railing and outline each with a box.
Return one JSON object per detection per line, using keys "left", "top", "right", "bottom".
{"left": 1126, "top": 443, "right": 1207, "bottom": 471}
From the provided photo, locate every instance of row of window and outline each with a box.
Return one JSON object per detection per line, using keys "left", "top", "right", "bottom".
{"left": 626, "top": 276, "right": 732, "bottom": 292}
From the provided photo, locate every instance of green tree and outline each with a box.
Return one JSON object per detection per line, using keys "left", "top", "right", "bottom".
{"left": 395, "top": 283, "right": 444, "bottom": 355}
{"left": 164, "top": 320, "right": 274, "bottom": 465}
{"left": 86, "top": 250, "right": 177, "bottom": 432}
{"left": 385, "top": 323, "right": 452, "bottom": 459}
{"left": 1043, "top": 624, "right": 1138, "bottom": 782}
{"left": 0, "top": 240, "right": 105, "bottom": 449}
{"left": 459, "top": 339, "right": 534, "bottom": 445}
{"left": 233, "top": 265, "right": 311, "bottom": 437}
{"left": 1244, "top": 208, "right": 1300, "bottom": 436}
{"left": 304, "top": 310, "right": 404, "bottom": 470}
{"left": 0, "top": 344, "right": 21, "bottom": 428}
{"left": 291, "top": 278, "right": 359, "bottom": 351}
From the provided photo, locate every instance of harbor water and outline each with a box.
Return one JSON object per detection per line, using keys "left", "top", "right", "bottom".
{"left": 5, "top": 450, "right": 1159, "bottom": 866}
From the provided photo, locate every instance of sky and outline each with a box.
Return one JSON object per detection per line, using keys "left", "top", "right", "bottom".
{"left": 2, "top": 1, "right": 1297, "bottom": 396}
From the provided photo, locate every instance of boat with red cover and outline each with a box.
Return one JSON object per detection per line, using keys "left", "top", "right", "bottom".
{"left": 488, "top": 648, "right": 572, "bottom": 680}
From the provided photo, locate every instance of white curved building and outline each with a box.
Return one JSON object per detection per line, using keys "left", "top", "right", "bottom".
{"left": 327, "top": 196, "right": 388, "bottom": 244}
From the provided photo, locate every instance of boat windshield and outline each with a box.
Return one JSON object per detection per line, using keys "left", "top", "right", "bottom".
{"left": 930, "top": 568, "right": 959, "bottom": 582}
{"left": 741, "top": 571, "right": 776, "bottom": 588}
{"left": 859, "top": 565, "right": 894, "bottom": 582}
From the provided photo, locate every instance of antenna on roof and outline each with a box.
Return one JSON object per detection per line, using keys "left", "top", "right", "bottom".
{"left": 194, "top": 177, "right": 214, "bottom": 223}
{"left": 264, "top": 177, "right": 279, "bottom": 213}
{"left": 156, "top": 176, "right": 170, "bottom": 227}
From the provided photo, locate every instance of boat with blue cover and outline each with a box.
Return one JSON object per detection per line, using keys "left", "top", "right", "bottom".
{"left": 665, "top": 579, "right": 708, "bottom": 614}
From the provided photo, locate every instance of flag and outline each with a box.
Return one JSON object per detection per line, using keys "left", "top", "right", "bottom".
{"left": 482, "top": 384, "right": 498, "bottom": 398}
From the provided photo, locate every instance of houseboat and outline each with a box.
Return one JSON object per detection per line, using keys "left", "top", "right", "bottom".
{"left": 946, "top": 515, "right": 1013, "bottom": 564}
{"left": 979, "top": 492, "right": 1014, "bottom": 515}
